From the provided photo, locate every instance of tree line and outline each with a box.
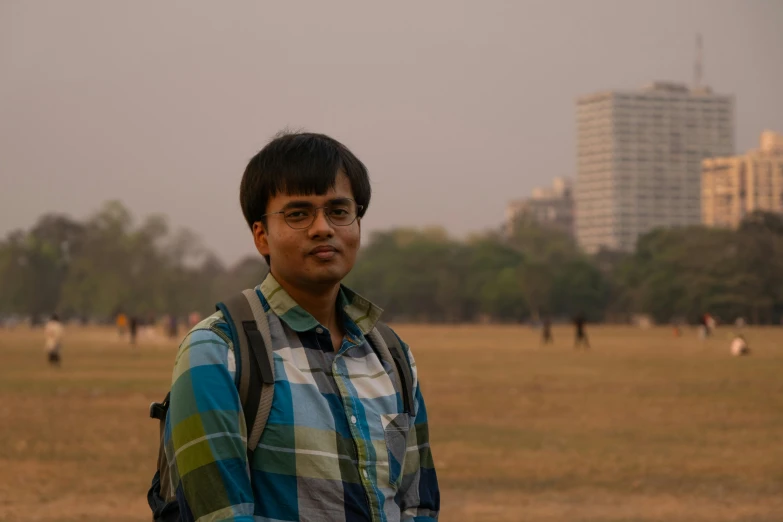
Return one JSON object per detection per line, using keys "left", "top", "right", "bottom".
{"left": 2, "top": 200, "right": 782, "bottom": 325}
{"left": 348, "top": 210, "right": 783, "bottom": 325}
{"left": 0, "top": 201, "right": 266, "bottom": 323}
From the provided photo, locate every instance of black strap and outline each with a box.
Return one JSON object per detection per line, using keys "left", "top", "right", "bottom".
{"left": 242, "top": 321, "right": 275, "bottom": 385}
{"left": 242, "top": 338, "right": 262, "bottom": 450}
{"left": 376, "top": 322, "right": 416, "bottom": 415}
{"left": 219, "top": 295, "right": 264, "bottom": 449}
{"left": 149, "top": 392, "right": 170, "bottom": 420}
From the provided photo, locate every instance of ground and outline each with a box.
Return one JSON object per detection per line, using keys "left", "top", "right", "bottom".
{"left": 1, "top": 324, "right": 782, "bottom": 522}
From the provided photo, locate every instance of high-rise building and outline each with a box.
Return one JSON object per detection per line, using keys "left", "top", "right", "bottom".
{"left": 575, "top": 82, "right": 735, "bottom": 252}
{"left": 505, "top": 177, "right": 574, "bottom": 236}
{"left": 702, "top": 130, "right": 783, "bottom": 228}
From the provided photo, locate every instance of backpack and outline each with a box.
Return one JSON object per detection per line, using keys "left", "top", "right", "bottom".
{"left": 147, "top": 289, "right": 416, "bottom": 522}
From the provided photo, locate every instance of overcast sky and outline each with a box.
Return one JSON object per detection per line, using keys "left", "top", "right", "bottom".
{"left": 2, "top": 0, "right": 782, "bottom": 264}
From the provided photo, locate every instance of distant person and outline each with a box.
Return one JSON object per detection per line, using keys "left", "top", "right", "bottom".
{"left": 44, "top": 313, "right": 64, "bottom": 366}
{"left": 166, "top": 314, "right": 177, "bottom": 339}
{"left": 730, "top": 334, "right": 750, "bottom": 356}
{"left": 116, "top": 312, "right": 128, "bottom": 339}
{"left": 129, "top": 316, "right": 138, "bottom": 345}
{"left": 573, "top": 314, "right": 590, "bottom": 349}
{"left": 698, "top": 313, "right": 710, "bottom": 339}
{"left": 541, "top": 316, "right": 553, "bottom": 345}
{"left": 148, "top": 132, "right": 439, "bottom": 521}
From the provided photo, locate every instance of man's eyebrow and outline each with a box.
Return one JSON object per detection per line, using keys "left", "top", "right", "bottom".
{"left": 280, "top": 200, "right": 315, "bottom": 210}
{"left": 280, "top": 197, "right": 352, "bottom": 210}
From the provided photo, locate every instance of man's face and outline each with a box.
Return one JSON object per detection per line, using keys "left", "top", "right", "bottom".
{"left": 253, "top": 172, "right": 361, "bottom": 289}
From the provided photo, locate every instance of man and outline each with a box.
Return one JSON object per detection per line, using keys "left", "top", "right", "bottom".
{"left": 573, "top": 313, "right": 590, "bottom": 349}
{"left": 164, "top": 132, "right": 439, "bottom": 522}
{"left": 129, "top": 315, "right": 138, "bottom": 345}
{"left": 44, "top": 313, "right": 64, "bottom": 366}
{"left": 166, "top": 314, "right": 178, "bottom": 339}
{"left": 540, "top": 316, "right": 553, "bottom": 345}
{"left": 116, "top": 312, "right": 128, "bottom": 339}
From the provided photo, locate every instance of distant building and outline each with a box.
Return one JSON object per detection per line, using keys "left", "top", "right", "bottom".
{"left": 702, "top": 130, "right": 783, "bottom": 228}
{"left": 576, "top": 81, "right": 735, "bottom": 252}
{"left": 505, "top": 177, "right": 574, "bottom": 236}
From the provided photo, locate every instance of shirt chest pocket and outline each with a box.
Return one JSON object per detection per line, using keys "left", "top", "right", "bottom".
{"left": 381, "top": 412, "right": 410, "bottom": 488}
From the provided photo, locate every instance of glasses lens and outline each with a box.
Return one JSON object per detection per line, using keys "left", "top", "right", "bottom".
{"left": 326, "top": 201, "right": 357, "bottom": 226}
{"left": 284, "top": 208, "right": 315, "bottom": 229}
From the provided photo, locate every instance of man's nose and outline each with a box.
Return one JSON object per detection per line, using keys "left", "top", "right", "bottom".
{"left": 308, "top": 208, "right": 334, "bottom": 237}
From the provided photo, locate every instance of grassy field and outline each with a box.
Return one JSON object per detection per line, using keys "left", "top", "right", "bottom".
{"left": 1, "top": 324, "right": 782, "bottom": 521}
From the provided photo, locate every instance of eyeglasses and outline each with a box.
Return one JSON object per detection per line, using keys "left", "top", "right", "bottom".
{"left": 262, "top": 198, "right": 364, "bottom": 230}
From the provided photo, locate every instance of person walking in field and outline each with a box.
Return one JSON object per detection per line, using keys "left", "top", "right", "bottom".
{"left": 573, "top": 313, "right": 590, "bottom": 349}
{"left": 148, "top": 132, "right": 439, "bottom": 522}
{"left": 44, "top": 313, "right": 64, "bottom": 366}
{"left": 166, "top": 314, "right": 177, "bottom": 339}
{"left": 115, "top": 312, "right": 128, "bottom": 339}
{"left": 128, "top": 316, "right": 138, "bottom": 345}
{"left": 541, "top": 316, "right": 553, "bottom": 345}
{"left": 698, "top": 313, "right": 715, "bottom": 339}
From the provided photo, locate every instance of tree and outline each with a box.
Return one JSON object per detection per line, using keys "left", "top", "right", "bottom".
{"left": 4, "top": 201, "right": 783, "bottom": 326}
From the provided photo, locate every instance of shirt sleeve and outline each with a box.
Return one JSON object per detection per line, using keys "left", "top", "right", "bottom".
{"left": 164, "top": 326, "right": 255, "bottom": 522}
{"left": 396, "top": 341, "right": 440, "bottom": 521}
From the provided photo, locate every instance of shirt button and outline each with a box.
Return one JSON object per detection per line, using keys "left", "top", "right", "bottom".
{"left": 362, "top": 470, "right": 368, "bottom": 479}
{"left": 316, "top": 327, "right": 324, "bottom": 334}
{"left": 351, "top": 415, "right": 357, "bottom": 424}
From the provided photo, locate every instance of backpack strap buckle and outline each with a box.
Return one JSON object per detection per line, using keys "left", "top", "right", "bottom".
{"left": 149, "top": 398, "right": 169, "bottom": 420}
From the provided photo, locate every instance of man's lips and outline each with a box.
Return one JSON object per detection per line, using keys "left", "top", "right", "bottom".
{"left": 309, "top": 246, "right": 338, "bottom": 259}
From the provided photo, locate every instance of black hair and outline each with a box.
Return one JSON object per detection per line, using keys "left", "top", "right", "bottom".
{"left": 50, "top": 313, "right": 60, "bottom": 322}
{"left": 240, "top": 131, "right": 371, "bottom": 266}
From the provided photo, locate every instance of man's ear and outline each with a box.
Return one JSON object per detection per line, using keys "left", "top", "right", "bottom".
{"left": 252, "top": 222, "right": 270, "bottom": 257}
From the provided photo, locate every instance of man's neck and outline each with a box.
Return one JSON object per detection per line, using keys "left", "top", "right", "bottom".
{"left": 273, "top": 272, "right": 342, "bottom": 332}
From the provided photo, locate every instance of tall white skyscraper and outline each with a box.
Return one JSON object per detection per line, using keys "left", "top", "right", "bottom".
{"left": 575, "top": 82, "right": 734, "bottom": 252}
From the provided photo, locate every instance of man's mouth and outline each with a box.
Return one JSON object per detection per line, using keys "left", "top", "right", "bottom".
{"left": 309, "top": 246, "right": 338, "bottom": 260}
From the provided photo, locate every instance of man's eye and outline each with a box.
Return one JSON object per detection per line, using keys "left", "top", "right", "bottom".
{"left": 287, "top": 210, "right": 311, "bottom": 219}
{"left": 330, "top": 208, "right": 349, "bottom": 216}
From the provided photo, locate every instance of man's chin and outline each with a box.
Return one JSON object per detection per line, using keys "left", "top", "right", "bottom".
{"left": 307, "top": 265, "right": 350, "bottom": 286}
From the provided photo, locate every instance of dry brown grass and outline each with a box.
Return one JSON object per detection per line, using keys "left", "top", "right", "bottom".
{"left": 1, "top": 324, "right": 782, "bottom": 521}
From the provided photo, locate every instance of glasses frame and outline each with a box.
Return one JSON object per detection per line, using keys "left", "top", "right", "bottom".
{"left": 261, "top": 198, "right": 364, "bottom": 230}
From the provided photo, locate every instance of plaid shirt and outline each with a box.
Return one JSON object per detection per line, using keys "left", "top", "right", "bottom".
{"left": 164, "top": 274, "right": 439, "bottom": 521}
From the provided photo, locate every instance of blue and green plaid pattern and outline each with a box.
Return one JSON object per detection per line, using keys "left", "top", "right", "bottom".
{"left": 164, "top": 273, "right": 439, "bottom": 521}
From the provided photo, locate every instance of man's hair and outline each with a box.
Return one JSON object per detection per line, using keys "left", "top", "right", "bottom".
{"left": 240, "top": 131, "right": 371, "bottom": 230}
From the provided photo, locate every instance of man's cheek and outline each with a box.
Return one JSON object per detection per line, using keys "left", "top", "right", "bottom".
{"left": 344, "top": 237, "right": 360, "bottom": 263}
{"left": 346, "top": 229, "right": 361, "bottom": 249}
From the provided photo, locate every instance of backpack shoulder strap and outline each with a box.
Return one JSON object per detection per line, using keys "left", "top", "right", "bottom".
{"left": 218, "top": 289, "right": 275, "bottom": 454}
{"left": 241, "top": 289, "right": 275, "bottom": 451}
{"left": 373, "top": 322, "right": 416, "bottom": 415}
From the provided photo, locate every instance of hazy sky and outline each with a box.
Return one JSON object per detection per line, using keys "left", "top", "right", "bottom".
{"left": 2, "top": 1, "right": 782, "bottom": 264}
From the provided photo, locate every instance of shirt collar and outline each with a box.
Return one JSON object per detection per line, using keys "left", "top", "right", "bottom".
{"left": 259, "top": 273, "right": 383, "bottom": 335}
